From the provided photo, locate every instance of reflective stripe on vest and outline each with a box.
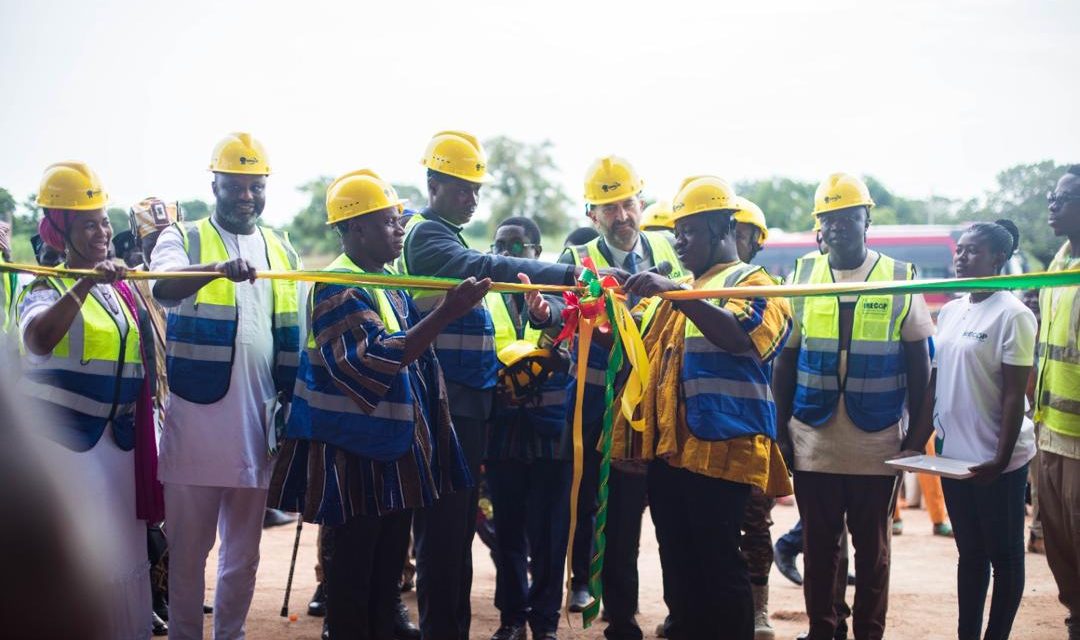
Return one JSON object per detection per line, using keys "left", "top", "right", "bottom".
{"left": 165, "top": 218, "right": 300, "bottom": 404}
{"left": 399, "top": 213, "right": 498, "bottom": 389}
{"left": 567, "top": 231, "right": 685, "bottom": 421}
{"left": 1034, "top": 244, "right": 1080, "bottom": 436}
{"left": 286, "top": 253, "right": 416, "bottom": 461}
{"left": 489, "top": 291, "right": 568, "bottom": 437}
{"left": 681, "top": 262, "right": 776, "bottom": 441}
{"left": 17, "top": 277, "right": 143, "bottom": 452}
{"left": 792, "top": 253, "right": 913, "bottom": 432}
{"left": 1, "top": 256, "right": 14, "bottom": 333}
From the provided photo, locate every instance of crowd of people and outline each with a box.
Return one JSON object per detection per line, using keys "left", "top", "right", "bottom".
{"left": 1, "top": 130, "right": 1078, "bottom": 640}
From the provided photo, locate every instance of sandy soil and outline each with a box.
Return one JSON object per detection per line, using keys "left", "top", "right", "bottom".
{"left": 202, "top": 500, "right": 1067, "bottom": 639}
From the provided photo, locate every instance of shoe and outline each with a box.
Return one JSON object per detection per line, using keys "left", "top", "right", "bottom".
{"left": 203, "top": 604, "right": 213, "bottom": 614}
{"left": 394, "top": 600, "right": 420, "bottom": 640}
{"left": 308, "top": 582, "right": 327, "bottom": 617}
{"left": 490, "top": 624, "right": 526, "bottom": 640}
{"left": 533, "top": 631, "right": 558, "bottom": 640}
{"left": 568, "top": 587, "right": 590, "bottom": 612}
{"left": 933, "top": 522, "right": 953, "bottom": 537}
{"left": 151, "top": 611, "right": 168, "bottom": 636}
{"left": 752, "top": 584, "right": 774, "bottom": 640}
{"left": 796, "top": 622, "right": 847, "bottom": 640}
{"left": 773, "top": 543, "right": 802, "bottom": 586}
{"left": 846, "top": 572, "right": 856, "bottom": 586}
{"left": 264, "top": 508, "right": 298, "bottom": 529}
{"left": 1028, "top": 532, "right": 1045, "bottom": 554}
{"left": 892, "top": 519, "right": 903, "bottom": 535}
{"left": 322, "top": 618, "right": 330, "bottom": 640}
{"left": 152, "top": 591, "right": 169, "bottom": 622}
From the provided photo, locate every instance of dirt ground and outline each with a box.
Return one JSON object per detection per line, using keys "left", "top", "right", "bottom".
{"left": 205, "top": 499, "right": 1068, "bottom": 640}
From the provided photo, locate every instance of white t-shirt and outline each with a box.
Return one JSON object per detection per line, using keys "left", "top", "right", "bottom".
{"left": 151, "top": 219, "right": 305, "bottom": 489}
{"left": 933, "top": 291, "right": 1037, "bottom": 473}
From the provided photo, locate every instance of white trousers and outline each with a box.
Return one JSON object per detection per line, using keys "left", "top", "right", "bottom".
{"left": 164, "top": 483, "right": 267, "bottom": 640}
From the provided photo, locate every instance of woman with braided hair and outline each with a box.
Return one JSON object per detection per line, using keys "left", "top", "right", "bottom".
{"left": 904, "top": 219, "right": 1036, "bottom": 640}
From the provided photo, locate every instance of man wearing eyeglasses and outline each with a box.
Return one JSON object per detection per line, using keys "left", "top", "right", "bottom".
{"left": 557, "top": 156, "right": 683, "bottom": 639}
{"left": 1036, "top": 165, "right": 1080, "bottom": 640}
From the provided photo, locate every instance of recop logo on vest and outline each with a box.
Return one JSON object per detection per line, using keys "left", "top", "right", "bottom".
{"left": 862, "top": 300, "right": 889, "bottom": 314}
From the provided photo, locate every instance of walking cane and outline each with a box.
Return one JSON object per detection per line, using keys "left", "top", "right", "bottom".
{"left": 281, "top": 517, "right": 303, "bottom": 617}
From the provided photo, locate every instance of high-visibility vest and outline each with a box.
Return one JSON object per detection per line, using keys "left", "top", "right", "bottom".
{"left": 398, "top": 213, "right": 499, "bottom": 390}
{"left": 165, "top": 217, "right": 300, "bottom": 404}
{"left": 1, "top": 254, "right": 15, "bottom": 333}
{"left": 566, "top": 231, "right": 684, "bottom": 423}
{"left": 489, "top": 291, "right": 569, "bottom": 438}
{"left": 681, "top": 262, "right": 777, "bottom": 441}
{"left": 791, "top": 252, "right": 914, "bottom": 431}
{"left": 286, "top": 253, "right": 417, "bottom": 461}
{"left": 1034, "top": 243, "right": 1080, "bottom": 437}
{"left": 17, "top": 277, "right": 144, "bottom": 451}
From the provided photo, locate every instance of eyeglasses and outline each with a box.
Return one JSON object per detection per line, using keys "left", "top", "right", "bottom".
{"left": 1047, "top": 191, "right": 1080, "bottom": 206}
{"left": 490, "top": 240, "right": 539, "bottom": 256}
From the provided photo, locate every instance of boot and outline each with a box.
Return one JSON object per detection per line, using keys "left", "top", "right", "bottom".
{"left": 752, "top": 584, "right": 774, "bottom": 640}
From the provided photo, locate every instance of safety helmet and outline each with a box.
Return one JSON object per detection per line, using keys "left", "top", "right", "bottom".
{"left": 732, "top": 196, "right": 769, "bottom": 246}
{"left": 671, "top": 175, "right": 738, "bottom": 223}
{"left": 584, "top": 156, "right": 644, "bottom": 206}
{"left": 209, "top": 132, "right": 271, "bottom": 175}
{"left": 420, "top": 130, "right": 490, "bottom": 184}
{"left": 812, "top": 172, "right": 874, "bottom": 217}
{"left": 640, "top": 199, "right": 675, "bottom": 230}
{"left": 497, "top": 340, "right": 555, "bottom": 406}
{"left": 36, "top": 161, "right": 108, "bottom": 210}
{"left": 325, "top": 169, "right": 405, "bottom": 225}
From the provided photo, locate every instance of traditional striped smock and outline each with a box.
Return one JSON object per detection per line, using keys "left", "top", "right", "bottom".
{"left": 270, "top": 282, "right": 471, "bottom": 523}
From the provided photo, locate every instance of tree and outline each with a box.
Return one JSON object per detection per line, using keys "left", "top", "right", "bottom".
{"left": 960, "top": 161, "right": 1069, "bottom": 267}
{"left": 107, "top": 207, "right": 129, "bottom": 234}
{"left": 286, "top": 176, "right": 336, "bottom": 256}
{"left": 734, "top": 177, "right": 817, "bottom": 232}
{"left": 0, "top": 188, "right": 15, "bottom": 224}
{"left": 483, "top": 136, "right": 572, "bottom": 238}
{"left": 180, "top": 199, "right": 212, "bottom": 221}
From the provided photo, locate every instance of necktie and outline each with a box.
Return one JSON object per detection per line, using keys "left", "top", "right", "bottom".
{"left": 624, "top": 252, "right": 640, "bottom": 307}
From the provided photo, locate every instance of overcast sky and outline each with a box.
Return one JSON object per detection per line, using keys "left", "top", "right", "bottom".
{"left": 2, "top": 0, "right": 1077, "bottom": 226}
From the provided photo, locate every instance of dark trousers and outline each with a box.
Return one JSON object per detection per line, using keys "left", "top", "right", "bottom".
{"left": 414, "top": 414, "right": 485, "bottom": 640}
{"left": 775, "top": 518, "right": 803, "bottom": 557}
{"left": 942, "top": 464, "right": 1028, "bottom": 640}
{"left": 571, "top": 422, "right": 602, "bottom": 590}
{"left": 325, "top": 509, "right": 413, "bottom": 640}
{"left": 487, "top": 459, "right": 571, "bottom": 634}
{"left": 648, "top": 460, "right": 753, "bottom": 640}
{"left": 742, "top": 487, "right": 775, "bottom": 584}
{"left": 794, "top": 471, "right": 894, "bottom": 640}
{"left": 603, "top": 467, "right": 649, "bottom": 640}
{"left": 774, "top": 516, "right": 853, "bottom": 630}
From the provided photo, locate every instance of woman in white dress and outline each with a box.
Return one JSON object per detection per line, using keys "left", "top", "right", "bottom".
{"left": 18, "top": 162, "right": 157, "bottom": 639}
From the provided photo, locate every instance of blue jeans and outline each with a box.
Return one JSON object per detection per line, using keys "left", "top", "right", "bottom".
{"left": 776, "top": 518, "right": 804, "bottom": 557}
{"left": 942, "top": 464, "right": 1028, "bottom": 640}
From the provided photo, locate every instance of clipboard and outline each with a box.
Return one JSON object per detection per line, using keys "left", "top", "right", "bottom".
{"left": 885, "top": 454, "right": 977, "bottom": 480}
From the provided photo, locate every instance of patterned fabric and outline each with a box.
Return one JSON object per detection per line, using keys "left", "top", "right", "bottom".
{"left": 270, "top": 284, "right": 471, "bottom": 522}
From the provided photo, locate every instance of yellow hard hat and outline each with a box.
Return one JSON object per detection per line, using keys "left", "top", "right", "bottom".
{"left": 732, "top": 196, "right": 768, "bottom": 246}
{"left": 36, "top": 161, "right": 108, "bottom": 210}
{"left": 584, "top": 155, "right": 644, "bottom": 206}
{"left": 640, "top": 199, "right": 675, "bottom": 230}
{"left": 420, "top": 130, "right": 490, "bottom": 184}
{"left": 812, "top": 172, "right": 874, "bottom": 217}
{"left": 209, "top": 132, "right": 271, "bottom": 175}
{"left": 325, "top": 169, "right": 405, "bottom": 225}
{"left": 671, "top": 175, "right": 737, "bottom": 223}
{"left": 497, "top": 340, "right": 554, "bottom": 405}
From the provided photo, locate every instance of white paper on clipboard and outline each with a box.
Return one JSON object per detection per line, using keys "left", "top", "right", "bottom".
{"left": 886, "top": 454, "right": 978, "bottom": 480}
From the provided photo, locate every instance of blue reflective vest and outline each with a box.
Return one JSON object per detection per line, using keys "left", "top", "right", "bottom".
{"left": 681, "top": 263, "right": 777, "bottom": 441}
{"left": 165, "top": 218, "right": 301, "bottom": 404}
{"left": 790, "top": 253, "right": 914, "bottom": 432}
{"left": 398, "top": 214, "right": 499, "bottom": 389}
{"left": 18, "top": 277, "right": 145, "bottom": 451}
{"left": 287, "top": 254, "right": 417, "bottom": 461}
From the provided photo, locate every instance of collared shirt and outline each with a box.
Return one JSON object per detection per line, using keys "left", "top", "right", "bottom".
{"left": 607, "top": 237, "right": 652, "bottom": 273}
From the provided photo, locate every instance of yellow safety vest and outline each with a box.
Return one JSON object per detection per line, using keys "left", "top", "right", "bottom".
{"left": 1034, "top": 243, "right": 1080, "bottom": 437}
